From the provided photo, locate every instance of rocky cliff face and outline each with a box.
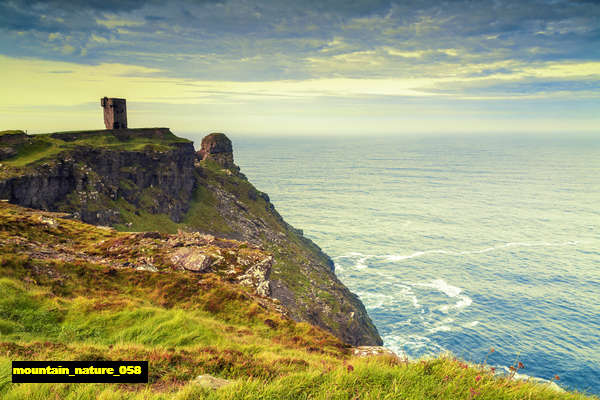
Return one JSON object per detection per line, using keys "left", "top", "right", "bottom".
{"left": 0, "top": 128, "right": 382, "bottom": 346}
{"left": 0, "top": 142, "right": 195, "bottom": 225}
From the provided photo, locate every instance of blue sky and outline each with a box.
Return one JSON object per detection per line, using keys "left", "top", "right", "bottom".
{"left": 1, "top": 0, "right": 599, "bottom": 135}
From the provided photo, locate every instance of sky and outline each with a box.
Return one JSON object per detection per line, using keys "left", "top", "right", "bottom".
{"left": 0, "top": 0, "right": 599, "bottom": 136}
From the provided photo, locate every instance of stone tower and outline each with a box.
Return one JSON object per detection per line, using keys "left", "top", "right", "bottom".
{"left": 100, "top": 97, "right": 127, "bottom": 129}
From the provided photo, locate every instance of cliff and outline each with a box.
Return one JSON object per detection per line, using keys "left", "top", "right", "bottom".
{"left": 0, "top": 128, "right": 381, "bottom": 346}
{"left": 0, "top": 203, "right": 584, "bottom": 399}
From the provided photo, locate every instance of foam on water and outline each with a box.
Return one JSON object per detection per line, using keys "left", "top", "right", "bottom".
{"left": 339, "top": 240, "right": 583, "bottom": 265}
{"left": 415, "top": 279, "right": 463, "bottom": 298}
{"left": 454, "top": 296, "right": 473, "bottom": 310}
{"left": 464, "top": 321, "right": 480, "bottom": 328}
{"left": 429, "top": 325, "right": 453, "bottom": 333}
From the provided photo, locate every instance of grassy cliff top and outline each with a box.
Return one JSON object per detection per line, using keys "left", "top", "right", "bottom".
{"left": 0, "top": 128, "right": 191, "bottom": 168}
{"left": 0, "top": 130, "right": 26, "bottom": 136}
{"left": 0, "top": 202, "right": 596, "bottom": 399}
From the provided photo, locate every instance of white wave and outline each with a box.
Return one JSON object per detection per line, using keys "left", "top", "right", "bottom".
{"left": 332, "top": 252, "right": 376, "bottom": 260}
{"left": 383, "top": 334, "right": 447, "bottom": 356}
{"left": 334, "top": 241, "right": 581, "bottom": 271}
{"left": 332, "top": 252, "right": 375, "bottom": 270}
{"left": 416, "top": 279, "right": 462, "bottom": 297}
{"left": 385, "top": 251, "right": 434, "bottom": 261}
{"left": 411, "top": 296, "right": 420, "bottom": 308}
{"left": 415, "top": 279, "right": 472, "bottom": 312}
{"left": 455, "top": 295, "right": 472, "bottom": 309}
{"left": 379, "top": 240, "right": 581, "bottom": 263}
{"left": 392, "top": 283, "right": 421, "bottom": 308}
{"left": 354, "top": 256, "right": 369, "bottom": 269}
{"left": 429, "top": 325, "right": 452, "bottom": 333}
{"left": 354, "top": 292, "right": 394, "bottom": 309}
{"left": 464, "top": 321, "right": 480, "bottom": 328}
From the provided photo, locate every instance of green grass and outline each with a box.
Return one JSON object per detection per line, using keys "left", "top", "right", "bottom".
{"left": 0, "top": 128, "right": 190, "bottom": 169}
{"left": 0, "top": 135, "right": 64, "bottom": 167}
{"left": 0, "top": 353, "right": 594, "bottom": 399}
{"left": 180, "top": 183, "right": 234, "bottom": 234}
{"left": 113, "top": 197, "right": 181, "bottom": 233}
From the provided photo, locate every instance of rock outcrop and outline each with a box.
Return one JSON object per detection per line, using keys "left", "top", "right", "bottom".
{"left": 0, "top": 131, "right": 28, "bottom": 160}
{"left": 197, "top": 132, "right": 235, "bottom": 169}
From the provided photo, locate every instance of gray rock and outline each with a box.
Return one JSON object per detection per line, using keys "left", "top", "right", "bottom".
{"left": 135, "top": 265, "right": 158, "bottom": 272}
{"left": 237, "top": 256, "right": 273, "bottom": 296}
{"left": 170, "top": 247, "right": 215, "bottom": 272}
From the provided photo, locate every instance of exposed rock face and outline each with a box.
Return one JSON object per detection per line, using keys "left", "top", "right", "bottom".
{"left": 197, "top": 132, "right": 235, "bottom": 169}
{"left": 0, "top": 130, "right": 195, "bottom": 226}
{"left": 0, "top": 128, "right": 382, "bottom": 346}
{"left": 192, "top": 140, "right": 380, "bottom": 346}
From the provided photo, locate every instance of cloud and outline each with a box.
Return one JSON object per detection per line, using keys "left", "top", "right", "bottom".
{"left": 0, "top": 0, "right": 598, "bottom": 134}
{"left": 89, "top": 34, "right": 109, "bottom": 43}
{"left": 48, "top": 32, "right": 62, "bottom": 41}
{"left": 61, "top": 44, "right": 76, "bottom": 54}
{"left": 96, "top": 17, "right": 145, "bottom": 29}
{"left": 1, "top": 54, "right": 598, "bottom": 110}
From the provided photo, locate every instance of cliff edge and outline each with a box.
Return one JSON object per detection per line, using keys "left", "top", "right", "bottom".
{"left": 0, "top": 128, "right": 381, "bottom": 346}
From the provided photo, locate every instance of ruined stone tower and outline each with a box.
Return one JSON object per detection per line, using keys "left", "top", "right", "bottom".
{"left": 100, "top": 97, "right": 127, "bottom": 129}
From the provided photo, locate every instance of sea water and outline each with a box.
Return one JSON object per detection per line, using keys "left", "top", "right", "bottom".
{"left": 210, "top": 133, "right": 599, "bottom": 394}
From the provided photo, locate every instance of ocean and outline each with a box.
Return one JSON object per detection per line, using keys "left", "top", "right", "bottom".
{"left": 215, "top": 133, "right": 598, "bottom": 394}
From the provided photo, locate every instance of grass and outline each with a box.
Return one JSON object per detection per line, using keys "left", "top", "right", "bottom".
{"left": 180, "top": 178, "right": 234, "bottom": 234}
{"left": 0, "top": 128, "right": 190, "bottom": 169}
{"left": 0, "top": 203, "right": 597, "bottom": 399}
{"left": 113, "top": 207, "right": 181, "bottom": 233}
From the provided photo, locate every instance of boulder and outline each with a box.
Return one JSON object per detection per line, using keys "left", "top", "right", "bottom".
{"left": 170, "top": 247, "right": 216, "bottom": 272}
